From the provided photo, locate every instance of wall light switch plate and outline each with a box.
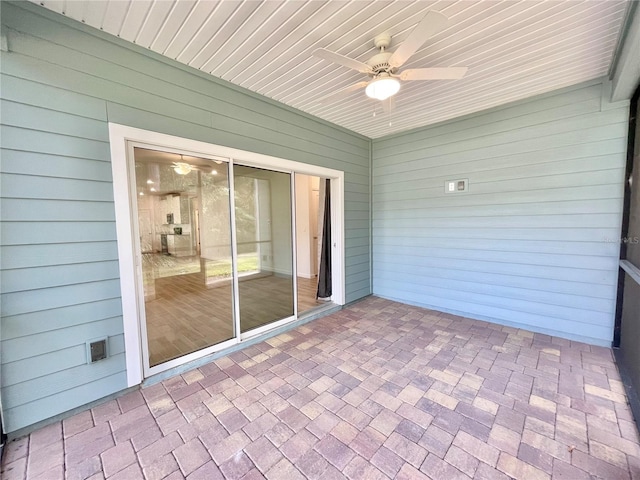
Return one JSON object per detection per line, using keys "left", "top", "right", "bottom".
{"left": 445, "top": 178, "right": 469, "bottom": 194}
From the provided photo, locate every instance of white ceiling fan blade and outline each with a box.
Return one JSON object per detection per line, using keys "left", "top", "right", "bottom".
{"left": 389, "top": 11, "right": 448, "bottom": 68}
{"left": 313, "top": 48, "right": 372, "bottom": 74}
{"left": 382, "top": 96, "right": 396, "bottom": 114}
{"left": 318, "top": 81, "right": 369, "bottom": 104}
{"left": 400, "top": 67, "right": 468, "bottom": 81}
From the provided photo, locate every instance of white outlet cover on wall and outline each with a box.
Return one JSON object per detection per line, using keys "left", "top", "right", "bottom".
{"left": 444, "top": 178, "right": 469, "bottom": 193}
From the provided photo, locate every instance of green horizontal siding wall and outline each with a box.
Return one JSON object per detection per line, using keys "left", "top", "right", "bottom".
{"left": 372, "top": 80, "right": 628, "bottom": 346}
{"left": 0, "top": 1, "right": 371, "bottom": 432}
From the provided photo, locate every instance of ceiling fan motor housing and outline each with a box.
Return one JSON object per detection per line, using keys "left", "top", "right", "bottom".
{"left": 366, "top": 52, "right": 395, "bottom": 76}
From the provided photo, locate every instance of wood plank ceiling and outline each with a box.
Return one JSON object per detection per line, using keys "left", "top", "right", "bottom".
{"left": 32, "top": 0, "right": 630, "bottom": 139}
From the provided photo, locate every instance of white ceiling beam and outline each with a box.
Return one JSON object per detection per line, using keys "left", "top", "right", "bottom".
{"left": 610, "top": 1, "right": 640, "bottom": 101}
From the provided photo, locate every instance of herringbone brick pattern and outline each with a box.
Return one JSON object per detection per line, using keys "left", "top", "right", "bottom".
{"left": 2, "top": 297, "right": 639, "bottom": 479}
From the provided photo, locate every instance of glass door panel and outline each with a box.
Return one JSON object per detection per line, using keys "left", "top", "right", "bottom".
{"left": 133, "top": 147, "right": 235, "bottom": 367}
{"left": 233, "top": 165, "right": 294, "bottom": 333}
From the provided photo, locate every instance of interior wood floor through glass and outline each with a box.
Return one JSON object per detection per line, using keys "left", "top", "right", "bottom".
{"left": 144, "top": 254, "right": 322, "bottom": 367}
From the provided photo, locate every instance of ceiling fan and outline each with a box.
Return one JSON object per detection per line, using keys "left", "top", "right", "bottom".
{"left": 171, "top": 154, "right": 223, "bottom": 175}
{"left": 313, "top": 11, "right": 468, "bottom": 110}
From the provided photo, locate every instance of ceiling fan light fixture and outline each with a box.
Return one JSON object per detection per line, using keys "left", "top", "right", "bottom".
{"left": 365, "top": 77, "right": 400, "bottom": 100}
{"left": 173, "top": 162, "right": 192, "bottom": 175}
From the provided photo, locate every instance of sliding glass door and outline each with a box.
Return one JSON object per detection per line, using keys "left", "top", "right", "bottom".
{"left": 233, "top": 166, "right": 295, "bottom": 333}
{"left": 132, "top": 147, "right": 296, "bottom": 372}
{"left": 133, "top": 147, "right": 235, "bottom": 368}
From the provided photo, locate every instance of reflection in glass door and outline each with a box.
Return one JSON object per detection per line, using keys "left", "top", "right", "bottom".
{"left": 233, "top": 165, "right": 295, "bottom": 333}
{"left": 133, "top": 147, "right": 235, "bottom": 367}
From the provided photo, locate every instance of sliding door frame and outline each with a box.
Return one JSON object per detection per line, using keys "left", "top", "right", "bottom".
{"left": 109, "top": 124, "right": 345, "bottom": 386}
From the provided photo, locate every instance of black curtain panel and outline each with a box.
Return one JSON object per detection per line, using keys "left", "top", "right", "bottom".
{"left": 317, "top": 179, "right": 332, "bottom": 299}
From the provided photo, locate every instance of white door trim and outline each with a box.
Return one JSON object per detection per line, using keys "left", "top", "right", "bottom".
{"left": 108, "top": 123, "right": 345, "bottom": 387}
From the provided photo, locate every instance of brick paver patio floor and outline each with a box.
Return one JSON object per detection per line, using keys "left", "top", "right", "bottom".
{"left": 2, "top": 296, "right": 640, "bottom": 479}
